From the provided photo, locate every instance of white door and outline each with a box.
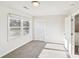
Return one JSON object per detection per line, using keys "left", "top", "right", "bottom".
{"left": 65, "top": 16, "right": 71, "bottom": 49}
{"left": 64, "top": 16, "right": 73, "bottom": 55}
{"left": 65, "top": 16, "right": 74, "bottom": 56}
{"left": 71, "top": 16, "right": 76, "bottom": 56}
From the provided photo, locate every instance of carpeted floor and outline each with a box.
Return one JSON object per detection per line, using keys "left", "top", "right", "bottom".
{"left": 2, "top": 40, "right": 46, "bottom": 58}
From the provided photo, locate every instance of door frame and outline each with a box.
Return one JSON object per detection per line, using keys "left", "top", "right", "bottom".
{"left": 71, "top": 10, "right": 79, "bottom": 57}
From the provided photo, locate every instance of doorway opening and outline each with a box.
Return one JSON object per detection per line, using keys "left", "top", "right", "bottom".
{"left": 75, "top": 14, "right": 79, "bottom": 55}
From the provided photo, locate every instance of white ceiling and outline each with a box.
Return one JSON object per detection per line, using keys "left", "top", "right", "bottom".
{"left": 0, "top": 1, "right": 79, "bottom": 16}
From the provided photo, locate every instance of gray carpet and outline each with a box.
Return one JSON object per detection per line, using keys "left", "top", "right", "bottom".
{"left": 2, "top": 40, "right": 46, "bottom": 58}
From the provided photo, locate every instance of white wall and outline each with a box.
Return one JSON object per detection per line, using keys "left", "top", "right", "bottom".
{"left": 34, "top": 15, "right": 65, "bottom": 44}
{"left": 0, "top": 6, "right": 33, "bottom": 57}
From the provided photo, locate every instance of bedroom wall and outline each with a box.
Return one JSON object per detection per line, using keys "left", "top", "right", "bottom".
{"left": 33, "top": 15, "right": 65, "bottom": 44}
{"left": 0, "top": 6, "right": 33, "bottom": 57}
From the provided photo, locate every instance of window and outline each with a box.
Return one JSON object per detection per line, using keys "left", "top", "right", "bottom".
{"left": 8, "top": 13, "right": 30, "bottom": 40}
